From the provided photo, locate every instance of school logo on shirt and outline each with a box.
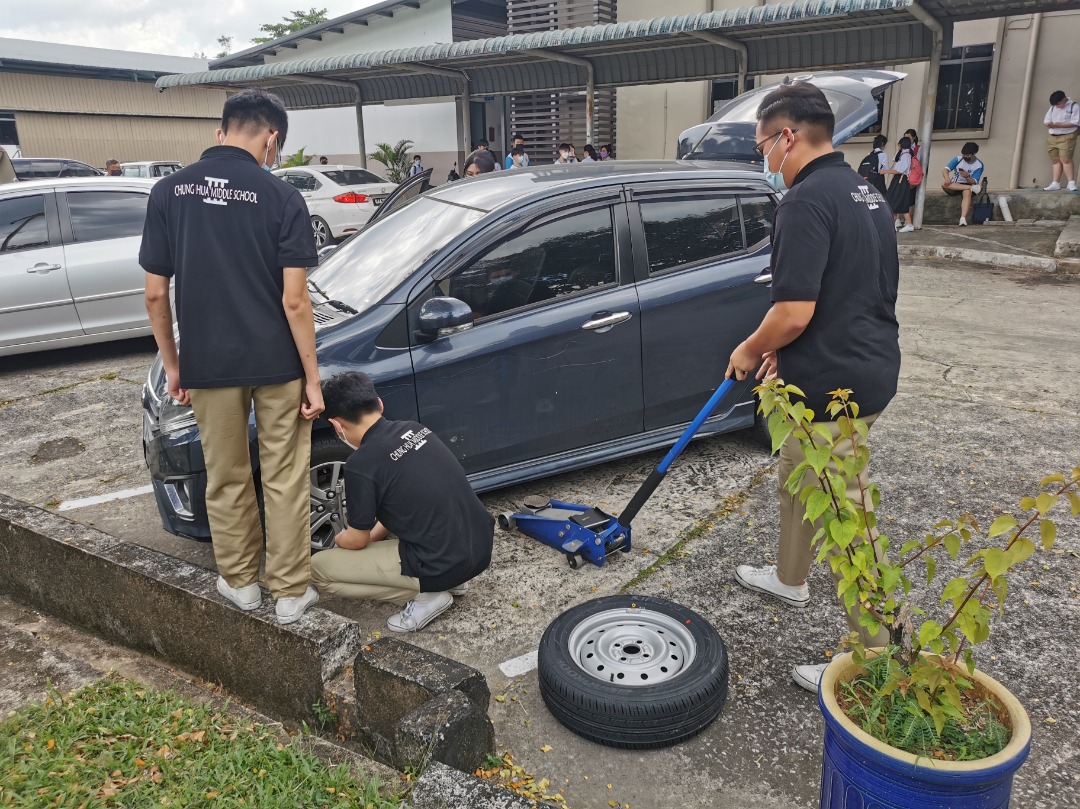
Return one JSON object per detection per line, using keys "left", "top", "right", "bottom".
{"left": 851, "top": 185, "right": 884, "bottom": 210}
{"left": 390, "top": 428, "right": 432, "bottom": 461}
{"left": 172, "top": 176, "right": 260, "bottom": 206}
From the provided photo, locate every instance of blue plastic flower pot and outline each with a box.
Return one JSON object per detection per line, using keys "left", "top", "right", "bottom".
{"left": 818, "top": 655, "right": 1031, "bottom": 809}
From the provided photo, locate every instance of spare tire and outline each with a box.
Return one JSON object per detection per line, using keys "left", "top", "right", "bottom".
{"left": 537, "top": 595, "right": 728, "bottom": 749}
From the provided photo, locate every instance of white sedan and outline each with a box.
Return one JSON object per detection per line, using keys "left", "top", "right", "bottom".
{"left": 273, "top": 165, "right": 398, "bottom": 248}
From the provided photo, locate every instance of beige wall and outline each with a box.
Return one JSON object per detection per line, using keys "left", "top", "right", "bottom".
{"left": 15, "top": 113, "right": 218, "bottom": 167}
{"left": 615, "top": 2, "right": 1080, "bottom": 190}
{"left": 0, "top": 72, "right": 225, "bottom": 118}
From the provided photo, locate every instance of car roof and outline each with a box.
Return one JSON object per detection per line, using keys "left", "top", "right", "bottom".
{"left": 425, "top": 160, "right": 767, "bottom": 213}
{"left": 121, "top": 161, "right": 181, "bottom": 166}
{"left": 11, "top": 157, "right": 96, "bottom": 164}
{"left": 1, "top": 177, "right": 156, "bottom": 192}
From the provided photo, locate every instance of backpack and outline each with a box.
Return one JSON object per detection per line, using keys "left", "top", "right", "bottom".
{"left": 908, "top": 154, "right": 924, "bottom": 186}
{"left": 857, "top": 150, "right": 881, "bottom": 184}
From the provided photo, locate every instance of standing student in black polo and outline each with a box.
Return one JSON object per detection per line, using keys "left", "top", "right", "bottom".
{"left": 725, "top": 82, "right": 901, "bottom": 693}
{"left": 311, "top": 372, "right": 494, "bottom": 633}
{"left": 140, "top": 89, "right": 324, "bottom": 625}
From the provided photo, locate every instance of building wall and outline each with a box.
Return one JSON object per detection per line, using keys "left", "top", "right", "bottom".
{"left": 0, "top": 72, "right": 224, "bottom": 118}
{"left": 615, "top": 0, "right": 1080, "bottom": 190}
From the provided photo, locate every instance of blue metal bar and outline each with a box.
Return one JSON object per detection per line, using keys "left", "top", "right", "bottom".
{"left": 657, "top": 377, "right": 738, "bottom": 474}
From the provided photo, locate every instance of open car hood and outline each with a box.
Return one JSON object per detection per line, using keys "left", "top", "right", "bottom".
{"left": 678, "top": 70, "right": 906, "bottom": 163}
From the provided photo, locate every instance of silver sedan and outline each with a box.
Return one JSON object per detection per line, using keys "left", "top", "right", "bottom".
{"left": 0, "top": 177, "right": 157, "bottom": 357}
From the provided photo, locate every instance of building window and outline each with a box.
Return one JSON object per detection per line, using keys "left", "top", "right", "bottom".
{"left": 934, "top": 44, "right": 994, "bottom": 131}
{"left": 0, "top": 111, "right": 18, "bottom": 148}
{"left": 712, "top": 76, "right": 756, "bottom": 115}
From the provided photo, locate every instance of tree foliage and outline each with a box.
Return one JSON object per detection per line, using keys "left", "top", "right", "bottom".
{"left": 369, "top": 140, "right": 414, "bottom": 184}
{"left": 252, "top": 8, "right": 330, "bottom": 44}
{"left": 280, "top": 147, "right": 314, "bottom": 168}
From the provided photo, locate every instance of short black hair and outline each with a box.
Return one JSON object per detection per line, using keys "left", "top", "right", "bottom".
{"left": 321, "top": 372, "right": 380, "bottom": 421}
{"left": 583, "top": 144, "right": 597, "bottom": 159}
{"left": 961, "top": 141, "right": 979, "bottom": 155}
{"left": 477, "top": 139, "right": 489, "bottom": 149}
{"left": 463, "top": 149, "right": 497, "bottom": 173}
{"left": 558, "top": 143, "right": 570, "bottom": 151}
{"left": 510, "top": 145, "right": 525, "bottom": 156}
{"left": 105, "top": 159, "right": 120, "bottom": 166}
{"left": 756, "top": 82, "right": 835, "bottom": 142}
{"left": 898, "top": 136, "right": 913, "bottom": 151}
{"left": 221, "top": 89, "right": 289, "bottom": 149}
{"left": 903, "top": 128, "right": 919, "bottom": 144}
{"left": 512, "top": 133, "right": 525, "bottom": 143}
{"left": 873, "top": 135, "right": 888, "bottom": 150}
{"left": 1050, "top": 90, "right": 1067, "bottom": 105}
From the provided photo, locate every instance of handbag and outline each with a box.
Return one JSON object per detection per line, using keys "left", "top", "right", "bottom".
{"left": 972, "top": 178, "right": 994, "bottom": 224}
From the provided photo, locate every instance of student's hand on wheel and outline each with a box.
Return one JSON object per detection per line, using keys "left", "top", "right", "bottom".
{"left": 300, "top": 380, "right": 324, "bottom": 421}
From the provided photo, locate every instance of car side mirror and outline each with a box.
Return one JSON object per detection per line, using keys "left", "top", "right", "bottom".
{"left": 416, "top": 297, "right": 473, "bottom": 342}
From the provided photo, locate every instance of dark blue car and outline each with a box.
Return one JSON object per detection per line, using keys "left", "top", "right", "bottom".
{"left": 142, "top": 161, "right": 776, "bottom": 548}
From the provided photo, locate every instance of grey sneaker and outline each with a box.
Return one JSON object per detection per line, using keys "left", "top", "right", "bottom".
{"left": 792, "top": 662, "right": 830, "bottom": 693}
{"left": 216, "top": 576, "right": 261, "bottom": 612}
{"left": 387, "top": 591, "right": 453, "bottom": 633}
{"left": 734, "top": 564, "right": 810, "bottom": 608}
{"left": 448, "top": 582, "right": 469, "bottom": 597}
{"left": 275, "top": 586, "right": 319, "bottom": 625}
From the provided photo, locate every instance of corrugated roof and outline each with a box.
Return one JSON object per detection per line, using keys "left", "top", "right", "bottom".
{"left": 0, "top": 37, "right": 208, "bottom": 79}
{"left": 157, "top": 0, "right": 1080, "bottom": 108}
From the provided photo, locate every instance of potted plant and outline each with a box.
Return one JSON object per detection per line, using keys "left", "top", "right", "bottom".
{"left": 755, "top": 379, "right": 1080, "bottom": 808}
{"left": 369, "top": 139, "right": 415, "bottom": 184}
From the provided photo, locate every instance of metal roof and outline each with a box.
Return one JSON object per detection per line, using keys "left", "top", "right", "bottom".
{"left": 157, "top": 0, "right": 1080, "bottom": 109}
{"left": 0, "top": 37, "right": 208, "bottom": 81}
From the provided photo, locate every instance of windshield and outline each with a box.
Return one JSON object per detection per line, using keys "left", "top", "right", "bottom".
{"left": 683, "top": 122, "right": 760, "bottom": 163}
{"left": 321, "top": 169, "right": 385, "bottom": 186}
{"left": 308, "top": 197, "right": 484, "bottom": 313}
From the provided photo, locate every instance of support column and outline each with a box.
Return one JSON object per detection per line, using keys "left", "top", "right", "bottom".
{"left": 460, "top": 87, "right": 471, "bottom": 168}
{"left": 354, "top": 88, "right": 367, "bottom": 169}
{"left": 909, "top": 2, "right": 944, "bottom": 230}
{"left": 1010, "top": 13, "right": 1043, "bottom": 189}
{"left": 524, "top": 49, "right": 595, "bottom": 146}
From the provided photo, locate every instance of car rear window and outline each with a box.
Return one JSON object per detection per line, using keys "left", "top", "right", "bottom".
{"left": 640, "top": 195, "right": 744, "bottom": 275}
{"left": 67, "top": 191, "right": 148, "bottom": 242}
{"left": 321, "top": 169, "right": 383, "bottom": 186}
{"left": 740, "top": 195, "right": 776, "bottom": 250}
{"left": 0, "top": 194, "right": 49, "bottom": 252}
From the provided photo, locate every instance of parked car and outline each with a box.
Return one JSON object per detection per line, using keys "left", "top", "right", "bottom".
{"left": 142, "top": 161, "right": 777, "bottom": 546}
{"left": 677, "top": 70, "right": 905, "bottom": 163}
{"left": 121, "top": 161, "right": 184, "bottom": 179}
{"left": 10, "top": 158, "right": 104, "bottom": 180}
{"left": 0, "top": 177, "right": 156, "bottom": 356}
{"left": 273, "top": 164, "right": 398, "bottom": 248}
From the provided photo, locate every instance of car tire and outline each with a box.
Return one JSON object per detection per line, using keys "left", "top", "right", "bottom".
{"left": 311, "top": 216, "right": 333, "bottom": 249}
{"left": 537, "top": 595, "right": 729, "bottom": 749}
{"left": 309, "top": 432, "right": 352, "bottom": 552}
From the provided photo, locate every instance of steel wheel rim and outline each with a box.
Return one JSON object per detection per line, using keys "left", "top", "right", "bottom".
{"left": 312, "top": 218, "right": 328, "bottom": 247}
{"left": 567, "top": 607, "right": 697, "bottom": 686}
{"left": 309, "top": 459, "right": 347, "bottom": 550}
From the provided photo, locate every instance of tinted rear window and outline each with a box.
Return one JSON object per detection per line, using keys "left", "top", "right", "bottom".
{"left": 321, "top": 169, "right": 383, "bottom": 186}
{"left": 640, "top": 195, "right": 744, "bottom": 274}
{"left": 0, "top": 194, "right": 49, "bottom": 251}
{"left": 67, "top": 190, "right": 148, "bottom": 242}
{"left": 740, "top": 195, "right": 776, "bottom": 249}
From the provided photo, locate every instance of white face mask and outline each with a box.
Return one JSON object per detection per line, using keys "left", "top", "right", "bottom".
{"left": 559, "top": 150, "right": 568, "bottom": 159}
{"left": 331, "top": 420, "right": 357, "bottom": 451}
{"left": 762, "top": 134, "right": 790, "bottom": 193}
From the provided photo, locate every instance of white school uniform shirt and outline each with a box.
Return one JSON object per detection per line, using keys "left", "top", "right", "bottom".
{"left": 874, "top": 149, "right": 890, "bottom": 172}
{"left": 1045, "top": 100, "right": 1080, "bottom": 135}
{"left": 894, "top": 151, "right": 912, "bottom": 176}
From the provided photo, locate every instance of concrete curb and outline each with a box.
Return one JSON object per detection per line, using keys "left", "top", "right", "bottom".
{"left": 1053, "top": 214, "right": 1080, "bottom": 258}
{"left": 412, "top": 761, "right": 554, "bottom": 809}
{"left": 897, "top": 243, "right": 1059, "bottom": 273}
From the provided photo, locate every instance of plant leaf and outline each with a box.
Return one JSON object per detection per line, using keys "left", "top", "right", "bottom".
{"left": 918, "top": 620, "right": 942, "bottom": 647}
{"left": 1069, "top": 491, "right": 1080, "bottom": 516}
{"left": 1040, "top": 472, "right": 1065, "bottom": 486}
{"left": 988, "top": 515, "right": 1017, "bottom": 538}
{"left": 805, "top": 489, "right": 833, "bottom": 522}
{"left": 943, "top": 533, "right": 961, "bottom": 559}
{"left": 982, "top": 548, "right": 1009, "bottom": 581}
{"left": 1035, "top": 492, "right": 1056, "bottom": 516}
{"left": 1039, "top": 519, "right": 1057, "bottom": 551}
{"left": 940, "top": 577, "right": 967, "bottom": 605}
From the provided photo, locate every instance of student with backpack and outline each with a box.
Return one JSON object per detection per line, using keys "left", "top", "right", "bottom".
{"left": 882, "top": 135, "right": 920, "bottom": 232}
{"left": 857, "top": 135, "right": 890, "bottom": 194}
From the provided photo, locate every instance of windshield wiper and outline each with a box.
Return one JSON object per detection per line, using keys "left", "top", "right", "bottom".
{"left": 307, "top": 279, "right": 358, "bottom": 315}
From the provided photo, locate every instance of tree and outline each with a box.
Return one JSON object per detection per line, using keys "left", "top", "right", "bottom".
{"left": 280, "top": 147, "right": 314, "bottom": 168}
{"left": 252, "top": 8, "right": 329, "bottom": 44}
{"left": 369, "top": 140, "right": 414, "bottom": 184}
{"left": 215, "top": 35, "right": 233, "bottom": 60}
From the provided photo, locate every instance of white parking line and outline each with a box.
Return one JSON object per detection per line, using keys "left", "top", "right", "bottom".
{"left": 57, "top": 485, "right": 154, "bottom": 512}
{"left": 499, "top": 649, "right": 539, "bottom": 678}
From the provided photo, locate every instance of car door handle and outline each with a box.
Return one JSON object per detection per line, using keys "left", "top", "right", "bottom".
{"left": 26, "top": 263, "right": 62, "bottom": 274}
{"left": 581, "top": 311, "right": 632, "bottom": 331}
{"left": 753, "top": 271, "right": 773, "bottom": 285}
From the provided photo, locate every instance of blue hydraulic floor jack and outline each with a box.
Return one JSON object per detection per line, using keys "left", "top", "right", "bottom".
{"left": 498, "top": 376, "right": 748, "bottom": 568}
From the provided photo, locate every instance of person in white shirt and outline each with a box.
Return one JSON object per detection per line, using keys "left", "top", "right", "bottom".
{"left": 882, "top": 136, "right": 916, "bottom": 232}
{"left": 940, "top": 142, "right": 986, "bottom": 226}
{"left": 1043, "top": 90, "right": 1080, "bottom": 191}
{"left": 408, "top": 155, "right": 425, "bottom": 177}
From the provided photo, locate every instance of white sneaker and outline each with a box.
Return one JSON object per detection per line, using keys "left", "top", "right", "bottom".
{"left": 893, "top": 220, "right": 903, "bottom": 230}
{"left": 734, "top": 564, "right": 810, "bottom": 607}
{"left": 958, "top": 217, "right": 967, "bottom": 227}
{"left": 1068, "top": 181, "right": 1078, "bottom": 192}
{"left": 899, "top": 224, "right": 915, "bottom": 233}
{"left": 216, "top": 576, "right": 261, "bottom": 612}
{"left": 387, "top": 591, "right": 453, "bottom": 633}
{"left": 448, "top": 582, "right": 469, "bottom": 597}
{"left": 792, "top": 662, "right": 830, "bottom": 693}
{"left": 1044, "top": 182, "right": 1061, "bottom": 191}
{"left": 275, "top": 585, "right": 319, "bottom": 625}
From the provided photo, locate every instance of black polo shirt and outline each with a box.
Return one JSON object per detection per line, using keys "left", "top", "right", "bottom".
{"left": 344, "top": 418, "right": 494, "bottom": 593}
{"left": 769, "top": 152, "right": 901, "bottom": 417}
{"left": 139, "top": 146, "right": 318, "bottom": 388}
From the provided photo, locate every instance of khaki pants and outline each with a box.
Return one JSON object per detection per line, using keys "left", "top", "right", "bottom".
{"left": 777, "top": 412, "right": 890, "bottom": 648}
{"left": 189, "top": 379, "right": 312, "bottom": 599}
{"left": 310, "top": 540, "right": 420, "bottom": 606}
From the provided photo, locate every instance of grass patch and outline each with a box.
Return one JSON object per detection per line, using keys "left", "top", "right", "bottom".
{"left": 0, "top": 676, "right": 406, "bottom": 808}
{"left": 620, "top": 464, "right": 772, "bottom": 592}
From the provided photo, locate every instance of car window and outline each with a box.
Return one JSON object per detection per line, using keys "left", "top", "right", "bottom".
{"left": 121, "top": 166, "right": 146, "bottom": 177}
{"left": 31, "top": 161, "right": 61, "bottom": 177}
{"left": 66, "top": 191, "right": 148, "bottom": 242}
{"left": 63, "top": 164, "right": 101, "bottom": 177}
{"left": 321, "top": 169, "right": 383, "bottom": 186}
{"left": 283, "top": 173, "right": 319, "bottom": 192}
{"left": 0, "top": 195, "right": 50, "bottom": 252}
{"left": 153, "top": 164, "right": 180, "bottom": 177}
{"left": 640, "top": 195, "right": 743, "bottom": 275}
{"left": 445, "top": 207, "right": 616, "bottom": 320}
{"left": 740, "top": 195, "right": 776, "bottom": 250}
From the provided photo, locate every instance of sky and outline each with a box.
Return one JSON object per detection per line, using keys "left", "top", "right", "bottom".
{"left": 0, "top": 0, "right": 382, "bottom": 59}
